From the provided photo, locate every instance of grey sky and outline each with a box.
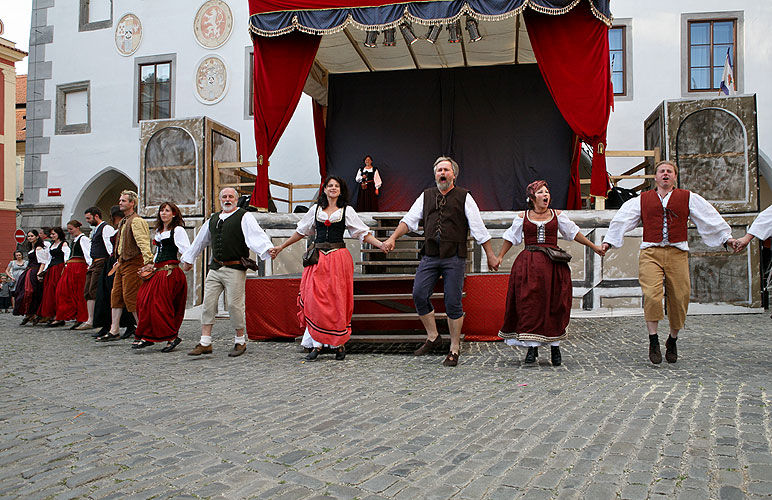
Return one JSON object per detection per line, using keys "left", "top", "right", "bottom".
{"left": 1, "top": 1, "right": 32, "bottom": 74}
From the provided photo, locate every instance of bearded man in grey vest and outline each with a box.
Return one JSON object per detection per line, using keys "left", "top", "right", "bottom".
{"left": 382, "top": 157, "right": 500, "bottom": 367}
{"left": 181, "top": 188, "right": 272, "bottom": 357}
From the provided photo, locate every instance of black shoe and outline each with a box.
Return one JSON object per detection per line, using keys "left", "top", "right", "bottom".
{"left": 121, "top": 327, "right": 136, "bottom": 340}
{"left": 46, "top": 321, "right": 66, "bottom": 328}
{"left": 524, "top": 347, "right": 538, "bottom": 364}
{"left": 665, "top": 336, "right": 678, "bottom": 363}
{"left": 551, "top": 346, "right": 562, "bottom": 366}
{"left": 131, "top": 340, "right": 153, "bottom": 349}
{"left": 161, "top": 337, "right": 182, "bottom": 353}
{"left": 305, "top": 347, "right": 321, "bottom": 361}
{"left": 20, "top": 315, "right": 30, "bottom": 326}
{"left": 69, "top": 322, "right": 82, "bottom": 330}
{"left": 92, "top": 327, "right": 109, "bottom": 338}
{"left": 413, "top": 334, "right": 442, "bottom": 356}
{"left": 335, "top": 346, "right": 346, "bottom": 361}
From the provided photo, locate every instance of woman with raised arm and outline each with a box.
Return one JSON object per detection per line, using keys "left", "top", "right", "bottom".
{"left": 132, "top": 202, "right": 190, "bottom": 352}
{"left": 270, "top": 176, "right": 384, "bottom": 361}
{"left": 497, "top": 180, "right": 604, "bottom": 366}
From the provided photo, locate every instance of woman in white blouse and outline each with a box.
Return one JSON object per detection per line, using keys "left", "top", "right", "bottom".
{"left": 355, "top": 155, "right": 382, "bottom": 212}
{"left": 133, "top": 202, "right": 191, "bottom": 352}
{"left": 270, "top": 176, "right": 385, "bottom": 360}
{"left": 15, "top": 230, "right": 49, "bottom": 324}
{"left": 38, "top": 227, "right": 70, "bottom": 325}
{"left": 497, "top": 180, "right": 604, "bottom": 366}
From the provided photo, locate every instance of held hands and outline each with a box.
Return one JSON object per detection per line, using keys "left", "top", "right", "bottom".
{"left": 180, "top": 262, "right": 193, "bottom": 272}
{"left": 593, "top": 244, "right": 606, "bottom": 257}
{"left": 268, "top": 247, "right": 282, "bottom": 260}
{"left": 487, "top": 254, "right": 501, "bottom": 272}
{"left": 730, "top": 235, "right": 752, "bottom": 253}
{"left": 381, "top": 238, "right": 395, "bottom": 254}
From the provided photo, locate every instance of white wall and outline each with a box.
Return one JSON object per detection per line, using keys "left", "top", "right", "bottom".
{"left": 41, "top": 0, "right": 318, "bottom": 219}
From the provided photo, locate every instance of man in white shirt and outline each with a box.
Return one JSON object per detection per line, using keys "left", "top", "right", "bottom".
{"left": 76, "top": 206, "right": 116, "bottom": 331}
{"left": 181, "top": 188, "right": 272, "bottom": 357}
{"left": 382, "top": 157, "right": 500, "bottom": 367}
{"left": 601, "top": 161, "right": 737, "bottom": 364}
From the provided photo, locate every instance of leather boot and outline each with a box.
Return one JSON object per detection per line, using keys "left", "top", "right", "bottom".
{"left": 665, "top": 336, "right": 678, "bottom": 363}
{"left": 649, "top": 334, "right": 662, "bottom": 364}
{"left": 524, "top": 346, "right": 538, "bottom": 364}
{"left": 550, "top": 346, "right": 562, "bottom": 366}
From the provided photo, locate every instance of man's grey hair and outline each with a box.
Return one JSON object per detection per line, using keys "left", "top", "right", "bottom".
{"left": 433, "top": 156, "right": 459, "bottom": 178}
{"left": 219, "top": 187, "right": 238, "bottom": 198}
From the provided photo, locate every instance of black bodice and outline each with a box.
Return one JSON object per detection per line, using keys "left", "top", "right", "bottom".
{"left": 314, "top": 206, "right": 347, "bottom": 244}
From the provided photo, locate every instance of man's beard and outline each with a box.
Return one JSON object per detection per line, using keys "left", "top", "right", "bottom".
{"left": 436, "top": 178, "right": 452, "bottom": 191}
{"left": 222, "top": 202, "right": 234, "bottom": 211}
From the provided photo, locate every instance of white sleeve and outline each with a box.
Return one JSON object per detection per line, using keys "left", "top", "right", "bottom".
{"left": 62, "top": 243, "right": 71, "bottom": 262}
{"left": 181, "top": 221, "right": 211, "bottom": 265}
{"left": 464, "top": 194, "right": 492, "bottom": 245}
{"left": 242, "top": 214, "right": 273, "bottom": 261}
{"left": 79, "top": 237, "right": 92, "bottom": 266}
{"left": 173, "top": 226, "right": 191, "bottom": 255}
{"left": 688, "top": 193, "right": 732, "bottom": 248}
{"left": 503, "top": 215, "right": 525, "bottom": 246}
{"left": 748, "top": 206, "right": 772, "bottom": 241}
{"left": 102, "top": 225, "right": 116, "bottom": 255}
{"left": 374, "top": 170, "right": 382, "bottom": 189}
{"left": 557, "top": 212, "right": 581, "bottom": 241}
{"left": 400, "top": 194, "right": 424, "bottom": 233}
{"left": 38, "top": 247, "right": 51, "bottom": 271}
{"left": 295, "top": 205, "right": 318, "bottom": 237}
{"left": 355, "top": 169, "right": 363, "bottom": 183}
{"left": 344, "top": 206, "right": 372, "bottom": 243}
{"left": 603, "top": 197, "right": 642, "bottom": 248}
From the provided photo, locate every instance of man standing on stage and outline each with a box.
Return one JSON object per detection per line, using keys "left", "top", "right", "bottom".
{"left": 96, "top": 190, "right": 152, "bottom": 341}
{"left": 382, "top": 157, "right": 500, "bottom": 367}
{"left": 181, "top": 187, "right": 272, "bottom": 357}
{"left": 601, "top": 160, "right": 737, "bottom": 364}
{"left": 76, "top": 206, "right": 115, "bottom": 331}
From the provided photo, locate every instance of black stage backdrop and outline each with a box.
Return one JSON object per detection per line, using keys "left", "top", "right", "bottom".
{"left": 325, "top": 64, "right": 573, "bottom": 211}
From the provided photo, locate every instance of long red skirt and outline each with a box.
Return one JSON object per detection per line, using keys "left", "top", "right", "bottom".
{"left": 298, "top": 248, "right": 353, "bottom": 346}
{"left": 498, "top": 249, "right": 572, "bottom": 343}
{"left": 55, "top": 260, "right": 89, "bottom": 322}
{"left": 37, "top": 262, "right": 65, "bottom": 319}
{"left": 135, "top": 260, "right": 187, "bottom": 342}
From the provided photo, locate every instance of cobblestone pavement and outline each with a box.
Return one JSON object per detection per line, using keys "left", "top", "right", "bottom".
{"left": 1, "top": 313, "right": 771, "bottom": 500}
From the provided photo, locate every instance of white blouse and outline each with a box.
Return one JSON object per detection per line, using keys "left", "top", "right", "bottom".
{"left": 154, "top": 226, "right": 191, "bottom": 258}
{"left": 41, "top": 242, "right": 70, "bottom": 271}
{"left": 502, "top": 210, "right": 580, "bottom": 246}
{"left": 355, "top": 167, "right": 383, "bottom": 189}
{"left": 296, "top": 204, "right": 371, "bottom": 243}
{"left": 748, "top": 205, "right": 772, "bottom": 241}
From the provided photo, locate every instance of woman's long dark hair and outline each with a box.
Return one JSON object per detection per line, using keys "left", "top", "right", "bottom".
{"left": 49, "top": 227, "right": 65, "bottom": 243}
{"left": 317, "top": 175, "right": 349, "bottom": 209}
{"left": 155, "top": 202, "right": 185, "bottom": 231}
{"left": 28, "top": 229, "right": 44, "bottom": 249}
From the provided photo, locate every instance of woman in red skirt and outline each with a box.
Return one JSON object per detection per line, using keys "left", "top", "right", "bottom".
{"left": 14, "top": 230, "right": 48, "bottom": 324}
{"left": 270, "top": 176, "right": 385, "bottom": 360}
{"left": 132, "top": 202, "right": 190, "bottom": 352}
{"left": 50, "top": 220, "right": 91, "bottom": 328}
{"left": 497, "top": 180, "right": 605, "bottom": 366}
{"left": 38, "top": 227, "right": 69, "bottom": 326}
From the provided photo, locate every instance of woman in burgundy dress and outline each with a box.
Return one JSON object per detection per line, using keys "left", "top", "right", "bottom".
{"left": 14, "top": 230, "right": 47, "bottom": 324}
{"left": 132, "top": 202, "right": 190, "bottom": 352}
{"left": 51, "top": 220, "right": 91, "bottom": 328}
{"left": 38, "top": 227, "right": 69, "bottom": 326}
{"left": 497, "top": 180, "right": 604, "bottom": 366}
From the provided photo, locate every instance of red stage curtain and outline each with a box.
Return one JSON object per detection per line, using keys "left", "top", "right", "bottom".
{"left": 251, "top": 32, "right": 321, "bottom": 209}
{"left": 525, "top": 5, "right": 614, "bottom": 199}
{"left": 312, "top": 100, "right": 327, "bottom": 180}
{"left": 567, "top": 135, "right": 582, "bottom": 210}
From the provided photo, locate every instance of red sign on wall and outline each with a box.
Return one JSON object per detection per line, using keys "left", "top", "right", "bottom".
{"left": 15, "top": 229, "right": 25, "bottom": 243}
{"left": 48, "top": 188, "right": 61, "bottom": 197}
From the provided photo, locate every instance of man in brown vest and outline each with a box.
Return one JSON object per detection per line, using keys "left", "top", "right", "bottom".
{"left": 601, "top": 161, "right": 736, "bottom": 364}
{"left": 382, "top": 157, "right": 500, "bottom": 367}
{"left": 96, "top": 190, "right": 152, "bottom": 341}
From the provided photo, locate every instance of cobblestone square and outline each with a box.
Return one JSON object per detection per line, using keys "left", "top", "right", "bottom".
{"left": 1, "top": 313, "right": 771, "bottom": 499}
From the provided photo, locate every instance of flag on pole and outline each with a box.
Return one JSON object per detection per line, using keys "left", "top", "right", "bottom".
{"left": 719, "top": 48, "right": 735, "bottom": 96}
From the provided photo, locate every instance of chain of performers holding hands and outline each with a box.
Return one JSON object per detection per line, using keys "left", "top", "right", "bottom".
{"left": 8, "top": 157, "right": 771, "bottom": 366}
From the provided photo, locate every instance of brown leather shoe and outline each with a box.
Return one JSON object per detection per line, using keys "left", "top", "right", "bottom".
{"left": 665, "top": 336, "right": 678, "bottom": 363}
{"left": 442, "top": 352, "right": 459, "bottom": 367}
{"left": 413, "top": 334, "right": 442, "bottom": 356}
{"left": 188, "top": 344, "right": 213, "bottom": 356}
{"left": 228, "top": 343, "right": 247, "bottom": 357}
{"left": 649, "top": 336, "right": 662, "bottom": 364}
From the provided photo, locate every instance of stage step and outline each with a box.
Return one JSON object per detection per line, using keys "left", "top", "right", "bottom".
{"left": 361, "top": 248, "right": 419, "bottom": 253}
{"left": 354, "top": 292, "right": 465, "bottom": 300}
{"left": 348, "top": 334, "right": 464, "bottom": 343}
{"left": 353, "top": 274, "right": 417, "bottom": 281}
{"left": 353, "top": 312, "right": 447, "bottom": 320}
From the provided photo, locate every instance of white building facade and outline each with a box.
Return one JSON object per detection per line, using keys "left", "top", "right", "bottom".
{"left": 21, "top": 0, "right": 772, "bottom": 227}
